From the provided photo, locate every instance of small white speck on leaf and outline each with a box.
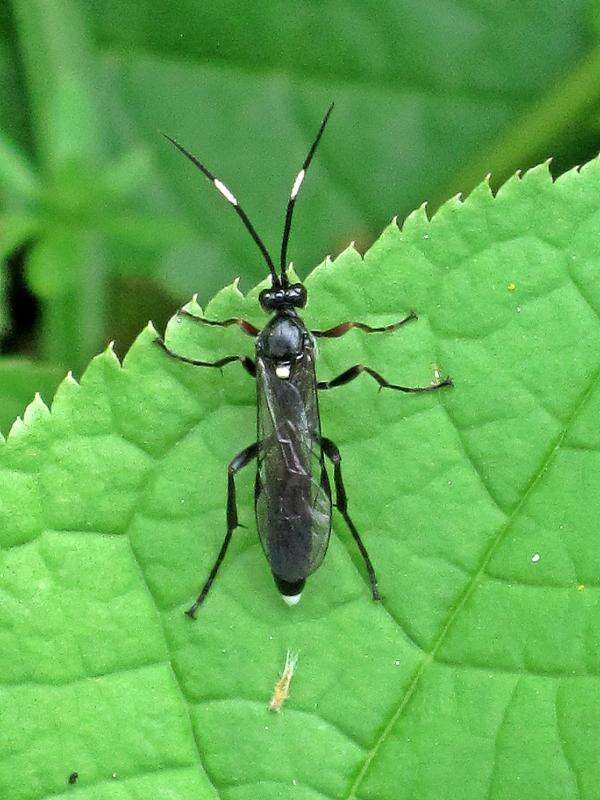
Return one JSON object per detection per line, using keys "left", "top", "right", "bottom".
{"left": 531, "top": 553, "right": 541, "bottom": 563}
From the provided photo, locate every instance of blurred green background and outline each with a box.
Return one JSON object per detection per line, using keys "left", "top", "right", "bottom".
{"left": 1, "top": 0, "right": 599, "bottom": 432}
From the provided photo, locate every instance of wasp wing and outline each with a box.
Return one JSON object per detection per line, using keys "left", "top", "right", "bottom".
{"left": 255, "top": 348, "right": 332, "bottom": 583}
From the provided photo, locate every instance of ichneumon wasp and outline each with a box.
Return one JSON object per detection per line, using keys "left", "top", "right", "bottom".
{"left": 156, "top": 103, "right": 452, "bottom": 617}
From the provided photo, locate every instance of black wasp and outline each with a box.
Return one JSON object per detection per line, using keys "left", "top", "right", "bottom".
{"left": 156, "top": 104, "right": 452, "bottom": 617}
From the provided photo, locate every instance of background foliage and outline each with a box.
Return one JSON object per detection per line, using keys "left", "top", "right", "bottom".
{"left": 0, "top": 0, "right": 599, "bottom": 429}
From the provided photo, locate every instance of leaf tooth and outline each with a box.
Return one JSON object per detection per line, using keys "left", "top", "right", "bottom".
{"left": 555, "top": 163, "right": 583, "bottom": 188}
{"left": 182, "top": 294, "right": 203, "bottom": 317}
{"left": 493, "top": 169, "right": 524, "bottom": 201}
{"left": 228, "top": 276, "right": 244, "bottom": 299}
{"left": 211, "top": 278, "right": 246, "bottom": 311}
{"left": 458, "top": 174, "right": 496, "bottom": 209}
{"left": 23, "top": 392, "right": 50, "bottom": 426}
{"left": 480, "top": 173, "right": 494, "bottom": 197}
{"left": 287, "top": 262, "right": 301, "bottom": 285}
{"left": 305, "top": 253, "right": 332, "bottom": 286}
{"left": 400, "top": 201, "right": 429, "bottom": 236}
{"left": 522, "top": 159, "right": 553, "bottom": 183}
{"left": 123, "top": 319, "right": 168, "bottom": 370}
{"left": 363, "top": 222, "right": 400, "bottom": 266}
{"left": 8, "top": 416, "right": 25, "bottom": 438}
{"left": 480, "top": 172, "right": 497, "bottom": 197}
{"left": 49, "top": 370, "right": 81, "bottom": 419}
{"left": 337, "top": 240, "right": 364, "bottom": 265}
{"left": 106, "top": 340, "right": 121, "bottom": 366}
{"left": 437, "top": 193, "right": 463, "bottom": 217}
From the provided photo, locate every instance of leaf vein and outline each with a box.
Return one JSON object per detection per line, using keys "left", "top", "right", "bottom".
{"left": 344, "top": 356, "right": 600, "bottom": 798}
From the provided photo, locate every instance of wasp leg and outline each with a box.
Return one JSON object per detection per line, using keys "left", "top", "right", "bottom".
{"left": 321, "top": 436, "right": 381, "bottom": 602}
{"left": 186, "top": 442, "right": 259, "bottom": 619}
{"left": 318, "top": 364, "right": 452, "bottom": 393}
{"left": 312, "top": 311, "right": 417, "bottom": 338}
{"left": 178, "top": 309, "right": 261, "bottom": 337}
{"left": 155, "top": 337, "right": 256, "bottom": 378}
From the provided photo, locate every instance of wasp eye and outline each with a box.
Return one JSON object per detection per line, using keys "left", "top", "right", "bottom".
{"left": 259, "top": 288, "right": 285, "bottom": 311}
{"left": 285, "top": 284, "right": 307, "bottom": 308}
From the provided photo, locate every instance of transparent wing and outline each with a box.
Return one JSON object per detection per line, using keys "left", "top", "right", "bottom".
{"left": 255, "top": 350, "right": 332, "bottom": 582}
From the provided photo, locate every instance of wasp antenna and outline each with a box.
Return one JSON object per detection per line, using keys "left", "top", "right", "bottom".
{"left": 161, "top": 132, "right": 280, "bottom": 287}
{"left": 280, "top": 102, "right": 334, "bottom": 284}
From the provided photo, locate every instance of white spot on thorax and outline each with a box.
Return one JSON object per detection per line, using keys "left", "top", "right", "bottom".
{"left": 291, "top": 169, "right": 305, "bottom": 199}
{"left": 214, "top": 179, "right": 238, "bottom": 205}
{"left": 275, "top": 364, "right": 291, "bottom": 379}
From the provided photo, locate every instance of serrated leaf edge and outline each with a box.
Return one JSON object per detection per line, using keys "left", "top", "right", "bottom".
{"left": 1, "top": 155, "right": 597, "bottom": 449}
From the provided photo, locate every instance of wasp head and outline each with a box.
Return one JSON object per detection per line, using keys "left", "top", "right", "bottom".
{"left": 259, "top": 283, "right": 307, "bottom": 312}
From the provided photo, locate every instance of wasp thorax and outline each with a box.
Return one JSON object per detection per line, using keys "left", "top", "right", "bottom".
{"left": 259, "top": 283, "right": 307, "bottom": 311}
{"left": 257, "top": 316, "right": 306, "bottom": 364}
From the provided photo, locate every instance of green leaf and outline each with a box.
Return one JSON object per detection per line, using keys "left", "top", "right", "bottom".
{"left": 1, "top": 156, "right": 600, "bottom": 799}
{"left": 0, "top": 357, "right": 63, "bottom": 436}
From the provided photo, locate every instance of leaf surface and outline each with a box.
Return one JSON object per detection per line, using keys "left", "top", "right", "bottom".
{"left": 1, "top": 158, "right": 600, "bottom": 799}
